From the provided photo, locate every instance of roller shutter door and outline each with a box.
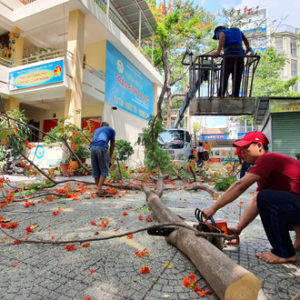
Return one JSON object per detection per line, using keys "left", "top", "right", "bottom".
{"left": 271, "top": 112, "right": 300, "bottom": 158}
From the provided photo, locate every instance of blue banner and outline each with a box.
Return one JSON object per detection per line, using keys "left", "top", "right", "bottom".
{"left": 105, "top": 42, "right": 153, "bottom": 120}
{"left": 9, "top": 60, "right": 63, "bottom": 90}
{"left": 201, "top": 134, "right": 227, "bottom": 140}
{"left": 238, "top": 132, "right": 247, "bottom": 138}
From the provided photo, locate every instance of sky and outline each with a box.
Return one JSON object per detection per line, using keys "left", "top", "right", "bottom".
{"left": 194, "top": 0, "right": 299, "bottom": 128}
{"left": 199, "top": 0, "right": 300, "bottom": 28}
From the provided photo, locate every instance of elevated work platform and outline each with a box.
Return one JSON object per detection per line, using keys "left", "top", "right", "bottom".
{"left": 174, "top": 52, "right": 260, "bottom": 126}
{"left": 190, "top": 97, "right": 257, "bottom": 116}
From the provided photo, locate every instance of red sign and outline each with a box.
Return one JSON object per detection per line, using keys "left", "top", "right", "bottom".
{"left": 82, "top": 118, "right": 101, "bottom": 133}
{"left": 209, "top": 158, "right": 221, "bottom": 162}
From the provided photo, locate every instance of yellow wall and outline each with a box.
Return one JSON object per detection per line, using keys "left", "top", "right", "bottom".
{"left": 84, "top": 40, "right": 106, "bottom": 72}
{"left": 5, "top": 97, "right": 19, "bottom": 111}
{"left": 82, "top": 103, "right": 104, "bottom": 118}
{"left": 20, "top": 104, "right": 65, "bottom": 127}
{"left": 12, "top": 28, "right": 24, "bottom": 62}
{"left": 20, "top": 103, "right": 104, "bottom": 130}
{"left": 65, "top": 10, "right": 85, "bottom": 127}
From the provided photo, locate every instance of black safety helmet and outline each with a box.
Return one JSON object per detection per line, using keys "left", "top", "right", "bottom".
{"left": 213, "top": 26, "right": 226, "bottom": 40}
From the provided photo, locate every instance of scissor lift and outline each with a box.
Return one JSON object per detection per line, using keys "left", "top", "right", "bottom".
{"left": 174, "top": 51, "right": 260, "bottom": 127}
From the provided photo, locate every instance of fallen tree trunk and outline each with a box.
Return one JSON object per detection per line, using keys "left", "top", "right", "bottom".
{"left": 144, "top": 185, "right": 264, "bottom": 300}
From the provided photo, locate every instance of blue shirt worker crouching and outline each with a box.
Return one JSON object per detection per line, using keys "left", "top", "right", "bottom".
{"left": 90, "top": 122, "right": 115, "bottom": 196}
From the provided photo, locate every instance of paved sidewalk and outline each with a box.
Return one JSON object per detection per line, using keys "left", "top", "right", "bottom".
{"left": 0, "top": 175, "right": 299, "bottom": 300}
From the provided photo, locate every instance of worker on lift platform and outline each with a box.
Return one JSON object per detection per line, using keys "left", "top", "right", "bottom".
{"left": 212, "top": 26, "right": 253, "bottom": 97}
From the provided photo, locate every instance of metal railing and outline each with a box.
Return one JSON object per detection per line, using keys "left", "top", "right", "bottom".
{"left": 83, "top": 62, "right": 105, "bottom": 81}
{"left": 93, "top": 0, "right": 137, "bottom": 45}
{"left": 0, "top": 49, "right": 105, "bottom": 83}
{"left": 0, "top": 49, "right": 67, "bottom": 67}
{"left": 183, "top": 52, "right": 260, "bottom": 98}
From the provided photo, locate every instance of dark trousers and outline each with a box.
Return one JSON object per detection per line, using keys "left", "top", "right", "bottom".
{"left": 218, "top": 56, "right": 244, "bottom": 97}
{"left": 257, "top": 189, "right": 300, "bottom": 258}
{"left": 240, "top": 162, "right": 252, "bottom": 178}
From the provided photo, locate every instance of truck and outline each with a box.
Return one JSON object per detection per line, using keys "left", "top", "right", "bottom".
{"left": 158, "top": 128, "right": 192, "bottom": 164}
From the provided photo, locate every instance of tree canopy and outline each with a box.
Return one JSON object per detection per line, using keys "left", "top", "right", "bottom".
{"left": 144, "top": 0, "right": 216, "bottom": 121}
{"left": 252, "top": 47, "right": 300, "bottom": 97}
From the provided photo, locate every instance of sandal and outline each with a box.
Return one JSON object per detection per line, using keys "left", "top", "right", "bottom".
{"left": 95, "top": 190, "right": 108, "bottom": 197}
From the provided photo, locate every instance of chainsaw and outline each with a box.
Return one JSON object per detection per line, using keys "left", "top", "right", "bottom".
{"left": 147, "top": 209, "right": 239, "bottom": 250}
{"left": 194, "top": 208, "right": 239, "bottom": 249}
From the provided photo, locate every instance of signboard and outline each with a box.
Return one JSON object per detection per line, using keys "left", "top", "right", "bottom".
{"left": 209, "top": 157, "right": 221, "bottom": 162}
{"left": 105, "top": 41, "right": 153, "bottom": 120}
{"left": 238, "top": 132, "right": 247, "bottom": 138}
{"left": 201, "top": 134, "right": 227, "bottom": 140}
{"left": 269, "top": 99, "right": 300, "bottom": 113}
{"left": 9, "top": 60, "right": 63, "bottom": 90}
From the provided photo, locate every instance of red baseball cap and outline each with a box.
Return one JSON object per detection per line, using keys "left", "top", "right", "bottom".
{"left": 233, "top": 131, "right": 269, "bottom": 147}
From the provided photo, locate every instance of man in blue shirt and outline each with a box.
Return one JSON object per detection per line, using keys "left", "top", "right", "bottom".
{"left": 90, "top": 122, "right": 115, "bottom": 196}
{"left": 212, "top": 26, "right": 252, "bottom": 97}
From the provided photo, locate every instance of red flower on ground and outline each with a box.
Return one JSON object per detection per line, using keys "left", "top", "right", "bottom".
{"left": 82, "top": 243, "right": 90, "bottom": 248}
{"left": 91, "top": 221, "right": 96, "bottom": 226}
{"left": 145, "top": 216, "right": 152, "bottom": 222}
{"left": 134, "top": 248, "right": 149, "bottom": 258}
{"left": 138, "top": 215, "right": 143, "bottom": 220}
{"left": 122, "top": 211, "right": 128, "bottom": 216}
{"left": 140, "top": 265, "right": 150, "bottom": 274}
{"left": 183, "top": 276, "right": 190, "bottom": 287}
{"left": 65, "top": 244, "right": 77, "bottom": 251}
{"left": 127, "top": 234, "right": 133, "bottom": 239}
{"left": 26, "top": 226, "right": 33, "bottom": 232}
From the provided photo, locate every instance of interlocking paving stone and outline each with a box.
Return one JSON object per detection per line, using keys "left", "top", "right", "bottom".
{"left": 0, "top": 175, "right": 299, "bottom": 299}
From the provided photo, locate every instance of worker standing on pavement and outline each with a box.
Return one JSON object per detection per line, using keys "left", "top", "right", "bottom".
{"left": 203, "top": 131, "right": 300, "bottom": 264}
{"left": 90, "top": 121, "right": 115, "bottom": 197}
{"left": 212, "top": 26, "right": 252, "bottom": 97}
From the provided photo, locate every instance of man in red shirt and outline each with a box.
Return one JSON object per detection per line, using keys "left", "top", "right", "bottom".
{"left": 203, "top": 131, "right": 300, "bottom": 264}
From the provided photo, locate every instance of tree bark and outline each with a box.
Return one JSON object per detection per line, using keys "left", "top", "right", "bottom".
{"left": 143, "top": 182, "right": 264, "bottom": 300}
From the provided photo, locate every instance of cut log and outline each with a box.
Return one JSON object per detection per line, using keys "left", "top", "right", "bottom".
{"left": 146, "top": 190, "right": 264, "bottom": 300}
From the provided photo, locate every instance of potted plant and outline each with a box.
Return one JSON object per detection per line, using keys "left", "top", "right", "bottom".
{"left": 59, "top": 158, "right": 70, "bottom": 177}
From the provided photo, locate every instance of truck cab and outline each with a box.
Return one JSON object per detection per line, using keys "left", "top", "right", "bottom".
{"left": 158, "top": 128, "right": 191, "bottom": 164}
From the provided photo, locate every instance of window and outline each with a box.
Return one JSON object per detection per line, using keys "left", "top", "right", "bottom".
{"left": 275, "top": 37, "right": 283, "bottom": 53}
{"left": 291, "top": 39, "right": 297, "bottom": 56}
{"left": 246, "top": 120, "right": 253, "bottom": 132}
{"left": 239, "top": 120, "right": 246, "bottom": 133}
{"left": 239, "top": 119, "right": 253, "bottom": 133}
{"left": 291, "top": 60, "right": 298, "bottom": 77}
{"left": 292, "top": 84, "right": 298, "bottom": 92}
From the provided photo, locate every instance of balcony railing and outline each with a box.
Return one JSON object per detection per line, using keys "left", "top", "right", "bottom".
{"left": 83, "top": 62, "right": 105, "bottom": 81}
{"left": 14, "top": 49, "right": 66, "bottom": 66}
{"left": 93, "top": 0, "right": 137, "bottom": 45}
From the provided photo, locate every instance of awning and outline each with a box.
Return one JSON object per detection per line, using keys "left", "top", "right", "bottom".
{"left": 111, "top": 0, "right": 156, "bottom": 39}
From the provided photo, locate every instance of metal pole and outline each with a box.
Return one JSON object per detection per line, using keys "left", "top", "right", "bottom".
{"left": 139, "top": 10, "right": 142, "bottom": 47}
{"left": 152, "top": 33, "right": 154, "bottom": 62}
{"left": 106, "top": 0, "right": 110, "bottom": 16}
